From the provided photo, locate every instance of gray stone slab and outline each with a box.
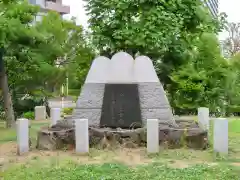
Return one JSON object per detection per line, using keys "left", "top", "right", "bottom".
{"left": 108, "top": 52, "right": 135, "bottom": 83}
{"left": 134, "top": 56, "right": 159, "bottom": 83}
{"left": 141, "top": 108, "right": 175, "bottom": 125}
{"left": 50, "top": 108, "right": 61, "bottom": 126}
{"left": 17, "top": 118, "right": 29, "bottom": 155}
{"left": 213, "top": 118, "right": 228, "bottom": 154}
{"left": 198, "top": 107, "right": 209, "bottom": 130}
{"left": 76, "top": 83, "right": 105, "bottom": 109}
{"left": 138, "top": 83, "right": 171, "bottom": 108}
{"left": 75, "top": 119, "right": 89, "bottom": 153}
{"left": 72, "top": 109, "right": 101, "bottom": 126}
{"left": 85, "top": 56, "right": 110, "bottom": 84}
{"left": 147, "top": 119, "right": 159, "bottom": 153}
{"left": 34, "top": 106, "right": 46, "bottom": 121}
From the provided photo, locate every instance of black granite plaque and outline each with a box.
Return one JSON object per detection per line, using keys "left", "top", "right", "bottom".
{"left": 100, "top": 84, "right": 142, "bottom": 129}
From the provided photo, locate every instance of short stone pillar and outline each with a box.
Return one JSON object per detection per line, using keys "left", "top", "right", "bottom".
{"left": 147, "top": 119, "right": 159, "bottom": 153}
{"left": 198, "top": 107, "right": 209, "bottom": 130}
{"left": 75, "top": 119, "right": 89, "bottom": 153}
{"left": 35, "top": 106, "right": 46, "bottom": 121}
{"left": 17, "top": 118, "right": 29, "bottom": 155}
{"left": 50, "top": 108, "right": 61, "bottom": 126}
{"left": 213, "top": 118, "right": 228, "bottom": 154}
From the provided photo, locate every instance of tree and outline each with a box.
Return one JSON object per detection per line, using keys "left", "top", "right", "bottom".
{"left": 85, "top": 0, "right": 228, "bottom": 115}
{"left": 225, "top": 53, "right": 240, "bottom": 115}
{"left": 222, "top": 22, "right": 240, "bottom": 57}
{"left": 0, "top": 1, "right": 94, "bottom": 127}
{"left": 0, "top": 0, "right": 41, "bottom": 127}
{"left": 85, "top": 0, "right": 222, "bottom": 86}
{"left": 169, "top": 33, "right": 229, "bottom": 115}
{"left": 34, "top": 12, "right": 95, "bottom": 91}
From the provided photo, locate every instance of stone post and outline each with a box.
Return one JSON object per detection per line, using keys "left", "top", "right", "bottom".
{"left": 35, "top": 106, "right": 46, "bottom": 121}
{"left": 198, "top": 107, "right": 209, "bottom": 130}
{"left": 50, "top": 107, "right": 61, "bottom": 126}
{"left": 213, "top": 118, "right": 228, "bottom": 154}
{"left": 75, "top": 119, "right": 89, "bottom": 153}
{"left": 17, "top": 118, "right": 29, "bottom": 155}
{"left": 147, "top": 119, "right": 159, "bottom": 153}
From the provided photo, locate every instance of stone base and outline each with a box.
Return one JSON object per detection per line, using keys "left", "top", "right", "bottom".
{"left": 36, "top": 120, "right": 208, "bottom": 150}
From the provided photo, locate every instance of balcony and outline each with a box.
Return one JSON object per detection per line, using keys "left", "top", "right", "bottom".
{"left": 45, "top": 1, "right": 70, "bottom": 14}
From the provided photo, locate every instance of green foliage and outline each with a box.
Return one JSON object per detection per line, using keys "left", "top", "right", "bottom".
{"left": 225, "top": 53, "right": 240, "bottom": 116}
{"left": 68, "top": 89, "right": 80, "bottom": 96}
{"left": 85, "top": 0, "right": 230, "bottom": 115}
{"left": 2, "top": 162, "right": 239, "bottom": 179}
{"left": 63, "top": 108, "right": 73, "bottom": 115}
{"left": 85, "top": 0, "right": 217, "bottom": 56}
{"left": 169, "top": 33, "right": 229, "bottom": 114}
{"left": 22, "top": 111, "right": 34, "bottom": 120}
{"left": 13, "top": 94, "right": 44, "bottom": 117}
{"left": 0, "top": 0, "right": 94, "bottom": 117}
{"left": 85, "top": 0, "right": 222, "bottom": 88}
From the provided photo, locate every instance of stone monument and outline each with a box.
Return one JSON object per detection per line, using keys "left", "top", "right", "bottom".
{"left": 73, "top": 52, "right": 176, "bottom": 128}
{"left": 36, "top": 52, "right": 208, "bottom": 150}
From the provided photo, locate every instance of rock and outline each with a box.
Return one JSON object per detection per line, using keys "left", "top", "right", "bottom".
{"left": 36, "top": 120, "right": 208, "bottom": 150}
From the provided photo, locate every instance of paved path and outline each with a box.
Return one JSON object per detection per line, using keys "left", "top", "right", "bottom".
{"left": 48, "top": 97, "right": 76, "bottom": 108}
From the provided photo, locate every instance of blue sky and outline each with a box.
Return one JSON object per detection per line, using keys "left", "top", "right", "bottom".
{"left": 62, "top": 0, "right": 239, "bottom": 40}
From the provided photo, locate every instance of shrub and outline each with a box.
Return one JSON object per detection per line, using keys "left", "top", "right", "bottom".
{"left": 63, "top": 108, "right": 73, "bottom": 115}
{"left": 68, "top": 89, "right": 80, "bottom": 96}
{"left": 22, "top": 111, "right": 34, "bottom": 120}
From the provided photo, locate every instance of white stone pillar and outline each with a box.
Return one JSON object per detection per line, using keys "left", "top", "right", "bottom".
{"left": 75, "top": 119, "right": 89, "bottom": 153}
{"left": 147, "top": 119, "right": 159, "bottom": 153}
{"left": 50, "top": 108, "right": 61, "bottom": 126}
{"left": 34, "top": 106, "right": 46, "bottom": 121}
{"left": 17, "top": 118, "right": 29, "bottom": 155}
{"left": 213, "top": 118, "right": 228, "bottom": 154}
{"left": 198, "top": 107, "right": 209, "bottom": 130}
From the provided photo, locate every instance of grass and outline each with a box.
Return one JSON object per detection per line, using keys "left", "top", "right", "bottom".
{"left": 1, "top": 118, "right": 240, "bottom": 179}
{"left": 0, "top": 121, "right": 49, "bottom": 144}
{"left": 2, "top": 162, "right": 239, "bottom": 179}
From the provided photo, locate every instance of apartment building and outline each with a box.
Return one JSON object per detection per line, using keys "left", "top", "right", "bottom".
{"left": 29, "top": 0, "right": 70, "bottom": 21}
{"left": 203, "top": 0, "right": 219, "bottom": 17}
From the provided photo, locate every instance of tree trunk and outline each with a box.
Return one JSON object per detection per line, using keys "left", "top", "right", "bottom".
{"left": 0, "top": 48, "right": 15, "bottom": 128}
{"left": 0, "top": 73, "right": 15, "bottom": 128}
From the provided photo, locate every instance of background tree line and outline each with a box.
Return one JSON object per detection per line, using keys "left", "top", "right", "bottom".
{"left": 1, "top": 0, "right": 240, "bottom": 128}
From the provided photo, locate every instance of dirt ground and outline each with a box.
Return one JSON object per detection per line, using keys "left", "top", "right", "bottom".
{"left": 1, "top": 118, "right": 240, "bottom": 171}
{"left": 1, "top": 142, "right": 238, "bottom": 171}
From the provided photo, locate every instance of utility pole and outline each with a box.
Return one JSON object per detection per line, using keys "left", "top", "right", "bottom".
{"left": 0, "top": 48, "right": 15, "bottom": 128}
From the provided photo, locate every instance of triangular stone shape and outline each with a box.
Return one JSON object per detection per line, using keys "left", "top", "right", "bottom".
{"left": 71, "top": 52, "right": 176, "bottom": 128}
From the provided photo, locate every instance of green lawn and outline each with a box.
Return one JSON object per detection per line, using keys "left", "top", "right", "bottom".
{"left": 2, "top": 162, "right": 239, "bottom": 180}
{"left": 0, "top": 121, "right": 49, "bottom": 144}
{"left": 1, "top": 118, "right": 240, "bottom": 179}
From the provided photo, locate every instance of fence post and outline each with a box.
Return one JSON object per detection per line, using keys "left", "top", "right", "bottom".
{"left": 147, "top": 119, "right": 159, "bottom": 153}
{"left": 35, "top": 106, "right": 46, "bottom": 121}
{"left": 213, "top": 118, "right": 228, "bottom": 154}
{"left": 75, "top": 119, "right": 89, "bottom": 153}
{"left": 198, "top": 107, "right": 209, "bottom": 130}
{"left": 50, "top": 107, "right": 61, "bottom": 126}
{"left": 17, "top": 118, "right": 29, "bottom": 155}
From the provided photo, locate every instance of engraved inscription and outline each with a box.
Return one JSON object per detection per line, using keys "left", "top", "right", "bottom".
{"left": 100, "top": 84, "right": 142, "bottom": 128}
